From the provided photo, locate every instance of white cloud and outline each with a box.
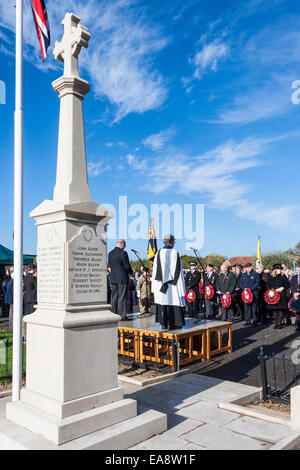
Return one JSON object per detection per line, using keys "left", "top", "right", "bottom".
{"left": 87, "top": 160, "right": 111, "bottom": 177}
{"left": 211, "top": 81, "right": 292, "bottom": 125}
{"left": 126, "top": 135, "right": 298, "bottom": 230}
{"left": 191, "top": 40, "right": 229, "bottom": 79}
{"left": 125, "top": 153, "right": 147, "bottom": 171}
{"left": 0, "top": 0, "right": 168, "bottom": 121}
{"left": 142, "top": 127, "right": 176, "bottom": 151}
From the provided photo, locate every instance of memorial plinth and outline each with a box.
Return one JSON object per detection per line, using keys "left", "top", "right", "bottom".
{"left": 5, "top": 12, "right": 166, "bottom": 449}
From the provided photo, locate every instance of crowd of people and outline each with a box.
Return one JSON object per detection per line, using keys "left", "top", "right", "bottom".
{"left": 1, "top": 239, "right": 299, "bottom": 336}
{"left": 107, "top": 238, "right": 300, "bottom": 332}
{"left": 184, "top": 260, "right": 300, "bottom": 330}
{"left": 0, "top": 264, "right": 37, "bottom": 332}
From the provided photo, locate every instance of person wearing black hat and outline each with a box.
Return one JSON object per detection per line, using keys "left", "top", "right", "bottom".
{"left": 290, "top": 263, "right": 300, "bottom": 331}
{"left": 239, "top": 263, "right": 261, "bottom": 326}
{"left": 266, "top": 264, "right": 290, "bottom": 329}
{"left": 136, "top": 266, "right": 151, "bottom": 317}
{"left": 204, "top": 264, "right": 218, "bottom": 319}
{"left": 152, "top": 234, "right": 186, "bottom": 330}
{"left": 185, "top": 261, "right": 201, "bottom": 318}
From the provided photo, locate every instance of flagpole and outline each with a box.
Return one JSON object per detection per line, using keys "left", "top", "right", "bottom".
{"left": 12, "top": 0, "right": 24, "bottom": 402}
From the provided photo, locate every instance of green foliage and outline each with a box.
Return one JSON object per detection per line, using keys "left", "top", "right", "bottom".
{"left": 262, "top": 251, "right": 295, "bottom": 270}
{"left": 130, "top": 258, "right": 150, "bottom": 271}
{"left": 180, "top": 253, "right": 225, "bottom": 269}
{"left": 0, "top": 329, "right": 26, "bottom": 383}
{"left": 180, "top": 255, "right": 198, "bottom": 269}
{"left": 203, "top": 253, "right": 226, "bottom": 268}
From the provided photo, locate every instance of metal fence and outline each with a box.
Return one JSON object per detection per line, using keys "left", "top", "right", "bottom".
{"left": 259, "top": 346, "right": 300, "bottom": 404}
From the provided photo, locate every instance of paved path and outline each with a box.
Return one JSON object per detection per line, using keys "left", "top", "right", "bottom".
{"left": 0, "top": 373, "right": 293, "bottom": 450}
{"left": 194, "top": 318, "right": 300, "bottom": 388}
{"left": 125, "top": 374, "right": 291, "bottom": 450}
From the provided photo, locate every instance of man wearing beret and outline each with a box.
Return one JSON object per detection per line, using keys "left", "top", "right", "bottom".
{"left": 239, "top": 262, "right": 261, "bottom": 326}
{"left": 204, "top": 264, "right": 218, "bottom": 319}
{"left": 185, "top": 262, "right": 201, "bottom": 318}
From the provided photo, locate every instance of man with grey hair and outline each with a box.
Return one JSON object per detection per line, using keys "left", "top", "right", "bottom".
{"left": 152, "top": 234, "right": 186, "bottom": 330}
{"left": 108, "top": 239, "right": 133, "bottom": 321}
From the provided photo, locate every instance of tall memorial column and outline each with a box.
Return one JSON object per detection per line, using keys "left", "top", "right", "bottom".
{"left": 6, "top": 12, "right": 166, "bottom": 449}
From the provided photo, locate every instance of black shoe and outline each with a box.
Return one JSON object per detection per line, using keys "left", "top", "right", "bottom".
{"left": 252, "top": 322, "right": 258, "bottom": 327}
{"left": 274, "top": 324, "right": 278, "bottom": 329}
{"left": 243, "top": 323, "right": 250, "bottom": 326}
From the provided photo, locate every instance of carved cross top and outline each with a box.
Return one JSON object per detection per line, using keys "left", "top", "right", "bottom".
{"left": 53, "top": 12, "right": 90, "bottom": 77}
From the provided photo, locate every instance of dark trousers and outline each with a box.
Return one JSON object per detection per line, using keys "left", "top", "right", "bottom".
{"left": 274, "top": 310, "right": 284, "bottom": 327}
{"left": 24, "top": 303, "right": 35, "bottom": 316}
{"left": 221, "top": 307, "right": 234, "bottom": 322}
{"left": 244, "top": 299, "right": 258, "bottom": 324}
{"left": 110, "top": 283, "right": 127, "bottom": 320}
{"left": 296, "top": 313, "right": 300, "bottom": 330}
{"left": 205, "top": 299, "right": 217, "bottom": 319}
{"left": 187, "top": 298, "right": 199, "bottom": 317}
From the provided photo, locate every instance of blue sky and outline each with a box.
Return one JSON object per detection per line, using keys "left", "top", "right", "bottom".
{"left": 0, "top": 0, "right": 299, "bottom": 260}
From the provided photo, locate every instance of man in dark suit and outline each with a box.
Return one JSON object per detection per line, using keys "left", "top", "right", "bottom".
{"left": 108, "top": 239, "right": 133, "bottom": 320}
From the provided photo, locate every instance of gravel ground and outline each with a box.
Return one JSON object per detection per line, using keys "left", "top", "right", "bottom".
{"left": 196, "top": 317, "right": 300, "bottom": 388}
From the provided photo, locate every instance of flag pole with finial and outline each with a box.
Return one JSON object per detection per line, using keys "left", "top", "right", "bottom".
{"left": 12, "top": 0, "right": 24, "bottom": 402}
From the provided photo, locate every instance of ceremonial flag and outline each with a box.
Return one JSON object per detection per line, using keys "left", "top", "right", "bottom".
{"left": 147, "top": 218, "right": 157, "bottom": 261}
{"left": 256, "top": 236, "right": 262, "bottom": 267}
{"left": 31, "top": 0, "right": 50, "bottom": 61}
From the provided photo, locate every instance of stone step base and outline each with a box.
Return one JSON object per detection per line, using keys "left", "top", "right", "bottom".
{"left": 0, "top": 409, "right": 167, "bottom": 450}
{"left": 6, "top": 398, "right": 137, "bottom": 445}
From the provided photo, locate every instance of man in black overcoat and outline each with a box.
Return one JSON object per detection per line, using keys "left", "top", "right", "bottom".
{"left": 216, "top": 263, "right": 236, "bottom": 322}
{"left": 108, "top": 239, "right": 133, "bottom": 320}
{"left": 185, "top": 262, "right": 201, "bottom": 317}
{"left": 23, "top": 264, "right": 37, "bottom": 316}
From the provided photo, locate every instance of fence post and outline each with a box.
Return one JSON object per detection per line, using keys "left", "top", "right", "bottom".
{"left": 171, "top": 336, "right": 178, "bottom": 372}
{"left": 259, "top": 346, "right": 268, "bottom": 401}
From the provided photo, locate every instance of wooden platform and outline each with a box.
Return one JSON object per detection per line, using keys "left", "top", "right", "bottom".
{"left": 118, "top": 316, "right": 232, "bottom": 371}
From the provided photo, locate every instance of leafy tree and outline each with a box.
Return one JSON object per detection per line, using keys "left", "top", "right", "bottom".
{"left": 262, "top": 251, "right": 294, "bottom": 270}
{"left": 203, "top": 253, "right": 226, "bottom": 269}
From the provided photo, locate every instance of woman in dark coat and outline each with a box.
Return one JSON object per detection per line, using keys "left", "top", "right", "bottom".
{"left": 266, "top": 265, "right": 290, "bottom": 329}
{"left": 126, "top": 275, "right": 137, "bottom": 313}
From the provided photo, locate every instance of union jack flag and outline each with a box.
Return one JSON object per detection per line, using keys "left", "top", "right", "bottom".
{"left": 31, "top": 0, "right": 50, "bottom": 61}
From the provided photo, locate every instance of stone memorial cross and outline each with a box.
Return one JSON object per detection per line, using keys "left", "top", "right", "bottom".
{"left": 53, "top": 12, "right": 90, "bottom": 77}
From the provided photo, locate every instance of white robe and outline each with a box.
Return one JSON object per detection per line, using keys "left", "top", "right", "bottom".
{"left": 151, "top": 248, "right": 186, "bottom": 307}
